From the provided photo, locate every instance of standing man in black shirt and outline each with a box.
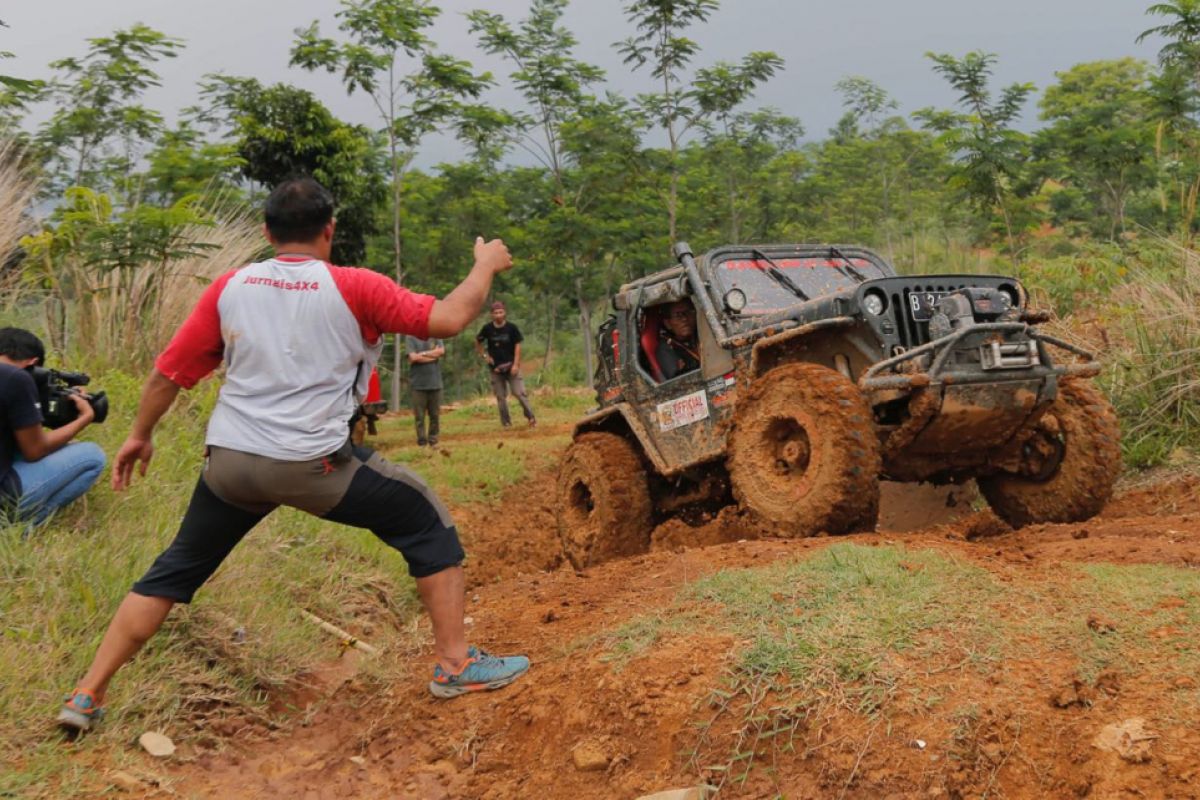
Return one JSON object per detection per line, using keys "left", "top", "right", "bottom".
{"left": 406, "top": 334, "right": 444, "bottom": 446}
{"left": 474, "top": 301, "right": 536, "bottom": 428}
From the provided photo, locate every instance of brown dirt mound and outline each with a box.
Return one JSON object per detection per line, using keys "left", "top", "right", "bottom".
{"left": 1104, "top": 473, "right": 1200, "bottom": 519}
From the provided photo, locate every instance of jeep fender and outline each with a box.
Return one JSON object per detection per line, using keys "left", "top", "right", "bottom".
{"left": 572, "top": 403, "right": 670, "bottom": 476}
{"left": 749, "top": 316, "right": 877, "bottom": 379}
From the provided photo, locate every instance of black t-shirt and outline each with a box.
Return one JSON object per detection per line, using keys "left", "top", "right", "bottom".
{"left": 476, "top": 321, "right": 523, "bottom": 368}
{"left": 656, "top": 333, "right": 700, "bottom": 380}
{"left": 0, "top": 363, "right": 42, "bottom": 496}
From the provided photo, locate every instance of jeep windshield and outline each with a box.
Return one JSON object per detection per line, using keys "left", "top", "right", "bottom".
{"left": 712, "top": 253, "right": 890, "bottom": 314}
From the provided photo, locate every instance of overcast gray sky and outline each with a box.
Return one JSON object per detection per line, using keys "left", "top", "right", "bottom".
{"left": 2, "top": 1, "right": 1168, "bottom": 167}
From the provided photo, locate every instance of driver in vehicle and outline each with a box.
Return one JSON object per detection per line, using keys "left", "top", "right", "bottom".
{"left": 657, "top": 300, "right": 700, "bottom": 380}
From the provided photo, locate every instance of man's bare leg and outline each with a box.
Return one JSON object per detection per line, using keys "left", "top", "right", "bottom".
{"left": 76, "top": 593, "right": 175, "bottom": 701}
{"left": 415, "top": 565, "right": 468, "bottom": 672}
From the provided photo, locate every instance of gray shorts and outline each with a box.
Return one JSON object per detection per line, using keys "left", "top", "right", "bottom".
{"left": 132, "top": 444, "right": 464, "bottom": 603}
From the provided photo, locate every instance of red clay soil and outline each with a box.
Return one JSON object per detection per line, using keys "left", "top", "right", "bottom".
{"left": 155, "top": 438, "right": 1199, "bottom": 799}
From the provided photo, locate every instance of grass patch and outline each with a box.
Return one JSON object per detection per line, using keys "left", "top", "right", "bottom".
{"left": 591, "top": 614, "right": 704, "bottom": 670}
{"left": 682, "top": 543, "right": 1006, "bottom": 788}
{"left": 365, "top": 390, "right": 591, "bottom": 506}
{"left": 1034, "top": 563, "right": 1200, "bottom": 689}
{"left": 684, "top": 544, "right": 1007, "bottom": 712}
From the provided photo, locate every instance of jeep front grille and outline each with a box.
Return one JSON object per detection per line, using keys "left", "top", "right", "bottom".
{"left": 890, "top": 282, "right": 970, "bottom": 348}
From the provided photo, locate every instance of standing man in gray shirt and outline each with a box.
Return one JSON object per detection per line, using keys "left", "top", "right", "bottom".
{"left": 406, "top": 336, "right": 444, "bottom": 446}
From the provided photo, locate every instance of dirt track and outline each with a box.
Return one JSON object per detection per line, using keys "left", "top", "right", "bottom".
{"left": 164, "top": 423, "right": 1200, "bottom": 799}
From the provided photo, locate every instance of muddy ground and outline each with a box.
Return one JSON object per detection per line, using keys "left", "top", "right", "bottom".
{"left": 153, "top": 419, "right": 1199, "bottom": 799}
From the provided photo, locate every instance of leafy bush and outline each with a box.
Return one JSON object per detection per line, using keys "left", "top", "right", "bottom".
{"left": 1020, "top": 242, "right": 1130, "bottom": 316}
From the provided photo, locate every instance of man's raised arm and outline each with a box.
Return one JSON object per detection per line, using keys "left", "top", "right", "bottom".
{"left": 427, "top": 238, "right": 512, "bottom": 338}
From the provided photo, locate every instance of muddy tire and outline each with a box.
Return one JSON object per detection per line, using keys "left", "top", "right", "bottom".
{"left": 556, "top": 433, "right": 652, "bottom": 569}
{"left": 728, "top": 363, "right": 881, "bottom": 536}
{"left": 979, "top": 379, "right": 1121, "bottom": 527}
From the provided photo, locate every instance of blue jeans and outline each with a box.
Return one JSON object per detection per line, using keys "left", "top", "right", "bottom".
{"left": 10, "top": 441, "right": 106, "bottom": 527}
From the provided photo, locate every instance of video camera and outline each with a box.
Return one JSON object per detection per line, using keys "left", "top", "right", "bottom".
{"left": 28, "top": 367, "right": 109, "bottom": 428}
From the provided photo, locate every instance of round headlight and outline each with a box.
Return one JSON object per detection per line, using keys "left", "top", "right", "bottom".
{"left": 862, "top": 291, "right": 886, "bottom": 316}
{"left": 998, "top": 285, "right": 1019, "bottom": 309}
{"left": 724, "top": 288, "right": 747, "bottom": 313}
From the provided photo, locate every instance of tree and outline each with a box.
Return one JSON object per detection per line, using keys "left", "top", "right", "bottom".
{"left": 201, "top": 77, "right": 385, "bottom": 264}
{"left": 0, "top": 19, "right": 42, "bottom": 97}
{"left": 800, "top": 81, "right": 950, "bottom": 264}
{"left": 1037, "top": 59, "right": 1156, "bottom": 239}
{"left": 691, "top": 62, "right": 798, "bottom": 243}
{"left": 1133, "top": 3, "right": 1200, "bottom": 235}
{"left": 831, "top": 76, "right": 898, "bottom": 141}
{"left": 142, "top": 121, "right": 244, "bottom": 205}
{"left": 618, "top": 0, "right": 781, "bottom": 245}
{"left": 20, "top": 187, "right": 222, "bottom": 361}
{"left": 687, "top": 106, "right": 801, "bottom": 243}
{"left": 291, "top": 0, "right": 494, "bottom": 409}
{"left": 917, "top": 51, "right": 1035, "bottom": 258}
{"left": 468, "top": 0, "right": 612, "bottom": 377}
{"left": 1139, "top": 0, "right": 1200, "bottom": 89}
{"left": 1144, "top": 62, "right": 1200, "bottom": 232}
{"left": 35, "top": 24, "right": 182, "bottom": 193}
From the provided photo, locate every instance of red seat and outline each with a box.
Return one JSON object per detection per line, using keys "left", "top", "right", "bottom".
{"left": 640, "top": 307, "right": 664, "bottom": 382}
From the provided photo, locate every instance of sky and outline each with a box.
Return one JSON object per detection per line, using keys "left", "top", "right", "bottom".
{"left": 0, "top": 0, "right": 1170, "bottom": 168}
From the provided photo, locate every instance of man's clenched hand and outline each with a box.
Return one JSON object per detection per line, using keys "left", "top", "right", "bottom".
{"left": 474, "top": 236, "right": 513, "bottom": 275}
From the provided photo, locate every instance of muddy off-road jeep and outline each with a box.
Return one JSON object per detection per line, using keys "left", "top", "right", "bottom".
{"left": 556, "top": 242, "right": 1122, "bottom": 568}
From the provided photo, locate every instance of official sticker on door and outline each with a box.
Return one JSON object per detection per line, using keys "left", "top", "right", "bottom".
{"left": 657, "top": 390, "right": 709, "bottom": 431}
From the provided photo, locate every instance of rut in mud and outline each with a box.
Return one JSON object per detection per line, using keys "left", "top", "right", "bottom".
{"left": 153, "top": 412, "right": 1200, "bottom": 800}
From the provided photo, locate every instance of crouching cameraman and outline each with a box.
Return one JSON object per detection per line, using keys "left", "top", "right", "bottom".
{"left": 0, "top": 328, "right": 105, "bottom": 528}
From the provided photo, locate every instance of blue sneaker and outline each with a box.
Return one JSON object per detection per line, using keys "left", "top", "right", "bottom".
{"left": 57, "top": 689, "right": 105, "bottom": 733}
{"left": 429, "top": 646, "right": 529, "bottom": 698}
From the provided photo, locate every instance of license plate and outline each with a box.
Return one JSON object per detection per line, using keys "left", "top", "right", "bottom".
{"left": 907, "top": 291, "right": 945, "bottom": 321}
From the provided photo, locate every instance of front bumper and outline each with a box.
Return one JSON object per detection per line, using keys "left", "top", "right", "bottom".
{"left": 857, "top": 322, "right": 1099, "bottom": 393}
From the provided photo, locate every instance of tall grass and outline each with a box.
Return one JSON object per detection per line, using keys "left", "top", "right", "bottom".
{"left": 84, "top": 204, "right": 265, "bottom": 368}
{"left": 1103, "top": 242, "right": 1200, "bottom": 466}
{"left": 0, "top": 139, "right": 40, "bottom": 310}
{"left": 16, "top": 191, "right": 267, "bottom": 369}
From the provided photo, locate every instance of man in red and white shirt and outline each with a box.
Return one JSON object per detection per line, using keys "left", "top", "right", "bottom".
{"left": 59, "top": 178, "right": 528, "bottom": 733}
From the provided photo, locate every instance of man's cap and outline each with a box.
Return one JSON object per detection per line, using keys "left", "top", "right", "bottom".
{"left": 490, "top": 301, "right": 505, "bottom": 311}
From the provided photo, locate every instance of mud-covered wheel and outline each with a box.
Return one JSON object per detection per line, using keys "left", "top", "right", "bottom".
{"left": 728, "top": 362, "right": 881, "bottom": 536}
{"left": 979, "top": 379, "right": 1121, "bottom": 527}
{"left": 556, "top": 432, "right": 652, "bottom": 568}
